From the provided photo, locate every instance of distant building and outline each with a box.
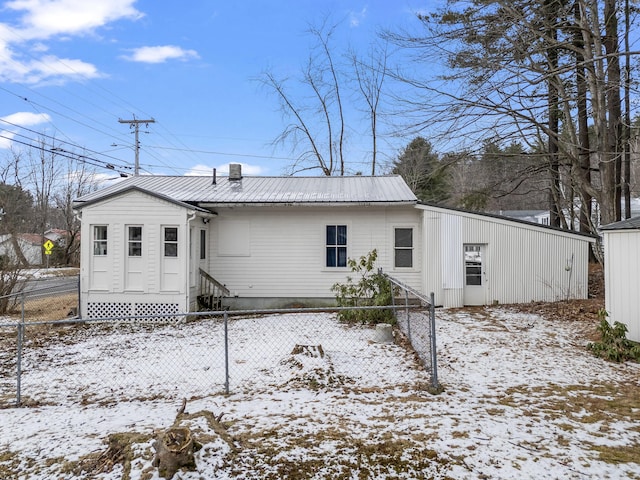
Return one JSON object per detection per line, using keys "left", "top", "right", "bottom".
{"left": 0, "top": 233, "right": 43, "bottom": 266}
{"left": 494, "top": 210, "right": 550, "bottom": 226}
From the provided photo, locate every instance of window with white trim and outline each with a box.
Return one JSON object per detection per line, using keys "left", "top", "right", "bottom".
{"left": 93, "top": 225, "right": 107, "bottom": 256}
{"left": 163, "top": 227, "right": 178, "bottom": 257}
{"left": 200, "top": 229, "right": 206, "bottom": 260}
{"left": 127, "top": 226, "right": 142, "bottom": 257}
{"left": 464, "top": 244, "right": 482, "bottom": 286}
{"left": 326, "top": 225, "right": 347, "bottom": 267}
{"left": 394, "top": 228, "right": 413, "bottom": 268}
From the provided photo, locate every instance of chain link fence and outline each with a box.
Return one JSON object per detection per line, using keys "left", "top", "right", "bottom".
{"left": 1, "top": 276, "right": 439, "bottom": 408}
{"left": 387, "top": 275, "right": 439, "bottom": 390}
{"left": 0, "top": 275, "right": 81, "bottom": 407}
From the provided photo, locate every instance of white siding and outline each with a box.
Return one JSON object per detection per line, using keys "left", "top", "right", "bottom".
{"left": 206, "top": 205, "right": 423, "bottom": 300}
{"left": 79, "top": 190, "right": 193, "bottom": 316}
{"left": 418, "top": 205, "right": 593, "bottom": 308}
{"left": 604, "top": 230, "right": 640, "bottom": 343}
{"left": 77, "top": 189, "right": 593, "bottom": 314}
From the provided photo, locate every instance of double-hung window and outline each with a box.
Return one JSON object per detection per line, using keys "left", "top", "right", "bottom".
{"left": 326, "top": 225, "right": 347, "bottom": 267}
{"left": 128, "top": 226, "right": 142, "bottom": 257}
{"left": 200, "top": 229, "right": 206, "bottom": 260}
{"left": 163, "top": 227, "right": 178, "bottom": 257}
{"left": 93, "top": 225, "right": 108, "bottom": 256}
{"left": 394, "top": 228, "right": 413, "bottom": 268}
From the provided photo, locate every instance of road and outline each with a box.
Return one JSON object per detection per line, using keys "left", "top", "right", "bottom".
{"left": 23, "top": 275, "right": 79, "bottom": 297}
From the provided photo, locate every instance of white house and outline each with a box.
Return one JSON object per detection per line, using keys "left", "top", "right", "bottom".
{"left": 601, "top": 217, "right": 640, "bottom": 343}
{"left": 0, "top": 233, "right": 43, "bottom": 266}
{"left": 72, "top": 166, "right": 596, "bottom": 319}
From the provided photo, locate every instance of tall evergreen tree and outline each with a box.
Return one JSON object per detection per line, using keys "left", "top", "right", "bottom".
{"left": 391, "top": 137, "right": 450, "bottom": 204}
{"left": 386, "top": 0, "right": 631, "bottom": 232}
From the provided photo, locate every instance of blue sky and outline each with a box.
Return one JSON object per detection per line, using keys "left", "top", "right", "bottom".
{"left": 0, "top": 0, "right": 439, "bottom": 180}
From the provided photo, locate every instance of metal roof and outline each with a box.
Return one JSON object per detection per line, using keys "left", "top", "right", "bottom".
{"left": 74, "top": 175, "right": 418, "bottom": 208}
{"left": 600, "top": 216, "right": 640, "bottom": 231}
{"left": 417, "top": 202, "right": 598, "bottom": 240}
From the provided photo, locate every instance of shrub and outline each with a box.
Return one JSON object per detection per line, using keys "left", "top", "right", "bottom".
{"left": 587, "top": 309, "right": 640, "bottom": 362}
{"left": 330, "top": 249, "right": 395, "bottom": 325}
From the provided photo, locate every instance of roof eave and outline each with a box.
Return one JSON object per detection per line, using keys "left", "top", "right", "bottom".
{"left": 416, "top": 202, "right": 599, "bottom": 241}
{"left": 73, "top": 185, "right": 209, "bottom": 213}
{"left": 198, "top": 200, "right": 418, "bottom": 208}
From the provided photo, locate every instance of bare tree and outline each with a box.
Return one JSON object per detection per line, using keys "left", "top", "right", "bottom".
{"left": 385, "top": 0, "right": 632, "bottom": 231}
{"left": 28, "top": 137, "right": 61, "bottom": 246}
{"left": 53, "top": 153, "right": 99, "bottom": 265}
{"left": 351, "top": 42, "right": 389, "bottom": 175}
{"left": 260, "top": 70, "right": 335, "bottom": 175}
{"left": 259, "top": 21, "right": 346, "bottom": 176}
{"left": 0, "top": 148, "right": 35, "bottom": 266}
{"left": 259, "top": 19, "right": 391, "bottom": 176}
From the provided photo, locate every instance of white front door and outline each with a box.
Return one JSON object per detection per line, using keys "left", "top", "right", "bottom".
{"left": 463, "top": 244, "right": 487, "bottom": 306}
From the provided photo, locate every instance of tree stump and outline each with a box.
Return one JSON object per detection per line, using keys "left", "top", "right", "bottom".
{"left": 291, "top": 344, "right": 324, "bottom": 358}
{"left": 152, "top": 427, "right": 199, "bottom": 479}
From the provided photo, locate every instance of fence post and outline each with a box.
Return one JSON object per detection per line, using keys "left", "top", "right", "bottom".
{"left": 404, "top": 289, "right": 412, "bottom": 343}
{"left": 16, "top": 293, "right": 25, "bottom": 407}
{"left": 224, "top": 311, "right": 229, "bottom": 395}
{"left": 389, "top": 278, "right": 396, "bottom": 311}
{"left": 429, "top": 292, "right": 439, "bottom": 391}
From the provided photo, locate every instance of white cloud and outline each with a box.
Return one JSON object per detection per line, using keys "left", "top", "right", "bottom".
{"left": 349, "top": 7, "right": 367, "bottom": 27}
{"left": 0, "top": 111, "right": 51, "bottom": 149}
{"left": 1, "top": 111, "right": 51, "bottom": 126}
{"left": 185, "top": 163, "right": 265, "bottom": 176}
{"left": 0, "top": 131, "right": 15, "bottom": 149}
{"left": 5, "top": 0, "right": 143, "bottom": 39}
{"left": 122, "top": 45, "right": 200, "bottom": 64}
{"left": 30, "top": 42, "right": 49, "bottom": 52}
{"left": 185, "top": 164, "right": 217, "bottom": 176}
{"left": 0, "top": 0, "right": 142, "bottom": 85}
{"left": 0, "top": 53, "right": 101, "bottom": 85}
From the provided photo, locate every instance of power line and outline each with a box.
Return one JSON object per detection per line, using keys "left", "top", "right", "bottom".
{"left": 146, "top": 145, "right": 297, "bottom": 161}
{"left": 0, "top": 134, "right": 132, "bottom": 177}
{"left": 0, "top": 117, "right": 131, "bottom": 169}
{"left": 118, "top": 117, "right": 156, "bottom": 176}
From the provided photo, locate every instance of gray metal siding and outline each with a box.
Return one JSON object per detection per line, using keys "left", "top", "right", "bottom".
{"left": 419, "top": 205, "right": 593, "bottom": 308}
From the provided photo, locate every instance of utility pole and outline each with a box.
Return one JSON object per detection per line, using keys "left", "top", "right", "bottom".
{"left": 118, "top": 116, "right": 155, "bottom": 175}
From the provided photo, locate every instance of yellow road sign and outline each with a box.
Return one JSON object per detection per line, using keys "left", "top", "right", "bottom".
{"left": 43, "top": 240, "right": 54, "bottom": 252}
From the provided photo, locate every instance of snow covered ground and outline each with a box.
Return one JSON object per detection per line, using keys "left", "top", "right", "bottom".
{"left": 1, "top": 306, "right": 639, "bottom": 479}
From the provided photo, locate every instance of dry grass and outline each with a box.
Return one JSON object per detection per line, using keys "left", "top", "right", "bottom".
{"left": 16, "top": 293, "right": 78, "bottom": 322}
{"left": 64, "top": 432, "right": 154, "bottom": 480}
{"left": 0, "top": 290, "right": 77, "bottom": 325}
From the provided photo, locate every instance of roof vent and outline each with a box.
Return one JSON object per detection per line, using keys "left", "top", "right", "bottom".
{"left": 229, "top": 163, "right": 242, "bottom": 181}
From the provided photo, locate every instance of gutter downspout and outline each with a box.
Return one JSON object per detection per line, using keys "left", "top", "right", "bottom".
{"left": 186, "top": 211, "right": 197, "bottom": 315}
{"left": 74, "top": 210, "right": 83, "bottom": 319}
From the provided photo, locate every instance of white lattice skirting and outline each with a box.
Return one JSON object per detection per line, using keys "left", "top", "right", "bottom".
{"left": 86, "top": 302, "right": 181, "bottom": 321}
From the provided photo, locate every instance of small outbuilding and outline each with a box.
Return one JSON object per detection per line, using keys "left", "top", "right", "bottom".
{"left": 72, "top": 165, "right": 596, "bottom": 319}
{"left": 601, "top": 217, "right": 640, "bottom": 343}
